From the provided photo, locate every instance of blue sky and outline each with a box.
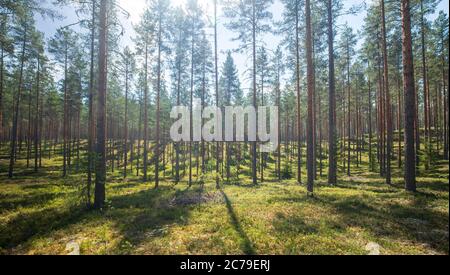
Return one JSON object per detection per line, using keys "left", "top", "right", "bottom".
{"left": 36, "top": 0, "right": 449, "bottom": 88}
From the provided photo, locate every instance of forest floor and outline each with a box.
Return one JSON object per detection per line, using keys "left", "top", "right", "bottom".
{"left": 0, "top": 145, "right": 448, "bottom": 255}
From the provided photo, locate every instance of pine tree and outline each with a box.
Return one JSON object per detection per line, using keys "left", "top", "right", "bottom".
{"left": 380, "top": 0, "right": 393, "bottom": 185}
{"left": 278, "top": 0, "right": 303, "bottom": 184}
{"left": 220, "top": 51, "right": 242, "bottom": 181}
{"left": 134, "top": 8, "right": 154, "bottom": 182}
{"left": 327, "top": 0, "right": 337, "bottom": 185}
{"left": 402, "top": 0, "right": 417, "bottom": 192}
{"left": 93, "top": 0, "right": 109, "bottom": 209}
{"left": 224, "top": 0, "right": 273, "bottom": 185}
{"left": 305, "top": 0, "right": 315, "bottom": 194}
{"left": 9, "top": 12, "right": 36, "bottom": 178}
{"left": 169, "top": 7, "right": 189, "bottom": 184}
{"left": 271, "top": 46, "right": 284, "bottom": 180}
{"left": 148, "top": 0, "right": 172, "bottom": 188}
{"left": 338, "top": 24, "right": 356, "bottom": 177}
{"left": 186, "top": 0, "right": 204, "bottom": 187}
{"left": 117, "top": 47, "right": 135, "bottom": 178}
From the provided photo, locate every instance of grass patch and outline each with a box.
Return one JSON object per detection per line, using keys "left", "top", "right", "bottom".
{"left": 0, "top": 142, "right": 448, "bottom": 255}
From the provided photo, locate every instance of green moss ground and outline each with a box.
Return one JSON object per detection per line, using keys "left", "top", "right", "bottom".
{"left": 0, "top": 142, "right": 448, "bottom": 255}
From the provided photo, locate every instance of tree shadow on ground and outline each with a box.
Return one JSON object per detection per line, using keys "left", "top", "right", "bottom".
{"left": 0, "top": 204, "right": 86, "bottom": 250}
{"left": 109, "top": 185, "right": 215, "bottom": 253}
{"left": 272, "top": 211, "right": 321, "bottom": 235}
{"left": 271, "top": 185, "right": 448, "bottom": 254}
{"left": 0, "top": 192, "right": 67, "bottom": 215}
{"left": 220, "top": 190, "right": 256, "bottom": 255}
{"left": 222, "top": 180, "right": 260, "bottom": 189}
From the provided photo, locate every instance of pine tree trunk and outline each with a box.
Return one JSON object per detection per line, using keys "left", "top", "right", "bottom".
{"left": 305, "top": 0, "right": 314, "bottom": 194}
{"left": 176, "top": 48, "right": 181, "bottom": 183}
{"left": 397, "top": 73, "right": 402, "bottom": 168}
{"left": 155, "top": 12, "right": 162, "bottom": 188}
{"left": 214, "top": 0, "right": 220, "bottom": 188}
{"left": 381, "top": 0, "right": 393, "bottom": 185}
{"left": 87, "top": 0, "right": 96, "bottom": 206}
{"left": 0, "top": 41, "right": 4, "bottom": 143}
{"left": 420, "top": 0, "right": 430, "bottom": 170}
{"left": 401, "top": 0, "right": 416, "bottom": 192}
{"left": 137, "top": 98, "right": 142, "bottom": 177}
{"left": 27, "top": 92, "right": 31, "bottom": 168}
{"left": 346, "top": 37, "right": 351, "bottom": 177}
{"left": 94, "top": 0, "right": 108, "bottom": 209}
{"left": 295, "top": 0, "right": 302, "bottom": 184}
{"left": 124, "top": 58, "right": 129, "bottom": 178}
{"left": 143, "top": 41, "right": 149, "bottom": 181}
{"left": 251, "top": 0, "right": 258, "bottom": 185}
{"left": 8, "top": 25, "right": 27, "bottom": 178}
{"left": 63, "top": 38, "right": 69, "bottom": 177}
{"left": 34, "top": 57, "right": 40, "bottom": 172}
{"left": 327, "top": 0, "right": 337, "bottom": 185}
{"left": 443, "top": 52, "right": 449, "bottom": 160}
{"left": 368, "top": 69, "right": 374, "bottom": 172}
{"left": 189, "top": 15, "right": 195, "bottom": 187}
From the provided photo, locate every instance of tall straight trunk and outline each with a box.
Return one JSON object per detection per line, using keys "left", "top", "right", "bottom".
{"left": 27, "top": 91, "right": 31, "bottom": 168}
{"left": 368, "top": 69, "right": 374, "bottom": 171}
{"left": 201, "top": 41, "right": 206, "bottom": 174}
{"left": 327, "top": 0, "right": 337, "bottom": 185}
{"left": 415, "top": 82, "right": 420, "bottom": 168}
{"left": 123, "top": 58, "right": 129, "bottom": 178}
{"left": 346, "top": 38, "right": 351, "bottom": 177}
{"left": 189, "top": 15, "right": 195, "bottom": 187}
{"left": 63, "top": 38, "right": 68, "bottom": 177}
{"left": 381, "top": 0, "right": 393, "bottom": 185}
{"left": 137, "top": 96, "right": 142, "bottom": 176}
{"left": 312, "top": 36, "right": 317, "bottom": 179}
{"left": 18, "top": 117, "right": 23, "bottom": 159}
{"left": 318, "top": 88, "right": 323, "bottom": 177}
{"left": 375, "top": 72, "right": 380, "bottom": 166}
{"left": 260, "top": 63, "right": 265, "bottom": 183}
{"left": 94, "top": 0, "right": 108, "bottom": 209}
{"left": 34, "top": 56, "right": 40, "bottom": 172}
{"left": 356, "top": 101, "right": 360, "bottom": 167}
{"left": 87, "top": 0, "right": 96, "bottom": 206}
{"left": 440, "top": 32, "right": 448, "bottom": 160}
{"left": 285, "top": 107, "right": 289, "bottom": 166}
{"left": 0, "top": 16, "right": 8, "bottom": 145}
{"left": 355, "top": 99, "right": 359, "bottom": 166}
{"left": 443, "top": 50, "right": 449, "bottom": 160}
{"left": 214, "top": 0, "right": 220, "bottom": 188}
{"left": 437, "top": 84, "right": 442, "bottom": 153}
{"left": 401, "top": 0, "right": 416, "bottom": 192}
{"left": 8, "top": 25, "right": 26, "bottom": 178}
{"left": 436, "top": 84, "right": 441, "bottom": 152}
{"left": 175, "top": 44, "right": 181, "bottom": 183}
{"left": 341, "top": 82, "right": 346, "bottom": 171}
{"left": 76, "top": 108, "right": 80, "bottom": 172}
{"left": 155, "top": 12, "right": 162, "bottom": 188}
{"left": 277, "top": 65, "right": 281, "bottom": 180}
{"left": 67, "top": 110, "right": 72, "bottom": 171}
{"left": 0, "top": 41, "right": 4, "bottom": 142}
{"left": 295, "top": 0, "right": 302, "bottom": 184}
{"left": 143, "top": 41, "right": 149, "bottom": 181}
{"left": 251, "top": 0, "right": 257, "bottom": 185}
{"left": 305, "top": 0, "right": 314, "bottom": 193}
{"left": 377, "top": 41, "right": 385, "bottom": 175}
{"left": 397, "top": 71, "right": 402, "bottom": 168}
{"left": 130, "top": 127, "right": 134, "bottom": 172}
{"left": 38, "top": 94, "right": 43, "bottom": 167}
{"left": 420, "top": 0, "right": 430, "bottom": 170}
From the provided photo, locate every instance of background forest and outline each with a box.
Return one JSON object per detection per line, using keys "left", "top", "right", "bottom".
{"left": 0, "top": 0, "right": 448, "bottom": 255}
